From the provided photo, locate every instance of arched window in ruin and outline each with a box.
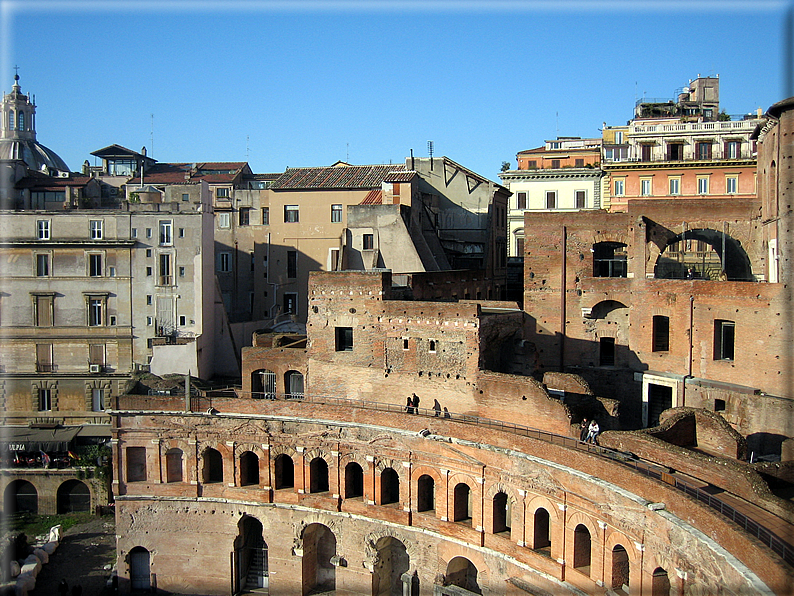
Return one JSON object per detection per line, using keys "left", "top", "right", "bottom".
{"left": 302, "top": 523, "right": 336, "bottom": 594}
{"left": 532, "top": 507, "right": 552, "bottom": 552}
{"left": 492, "top": 491, "right": 511, "bottom": 535}
{"left": 652, "top": 567, "right": 671, "bottom": 596}
{"left": 165, "top": 448, "right": 183, "bottom": 483}
{"left": 380, "top": 467, "right": 399, "bottom": 505}
{"left": 453, "top": 483, "right": 472, "bottom": 524}
{"left": 285, "top": 370, "right": 304, "bottom": 399}
{"left": 344, "top": 462, "right": 363, "bottom": 498}
{"left": 4, "top": 479, "right": 38, "bottom": 514}
{"left": 593, "top": 242, "right": 627, "bottom": 278}
{"left": 445, "top": 557, "right": 481, "bottom": 594}
{"left": 573, "top": 524, "right": 592, "bottom": 573}
{"left": 239, "top": 451, "right": 260, "bottom": 487}
{"left": 309, "top": 457, "right": 329, "bottom": 493}
{"left": 274, "top": 454, "right": 294, "bottom": 489}
{"left": 654, "top": 228, "right": 753, "bottom": 281}
{"left": 202, "top": 447, "right": 223, "bottom": 483}
{"left": 372, "top": 536, "right": 411, "bottom": 596}
{"left": 251, "top": 368, "right": 276, "bottom": 399}
{"left": 416, "top": 474, "right": 435, "bottom": 512}
{"left": 612, "top": 544, "right": 630, "bottom": 591}
{"left": 57, "top": 479, "right": 90, "bottom": 513}
{"left": 129, "top": 547, "right": 151, "bottom": 591}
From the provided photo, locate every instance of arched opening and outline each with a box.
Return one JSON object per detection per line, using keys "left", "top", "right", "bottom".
{"left": 492, "top": 492, "right": 511, "bottom": 535}
{"left": 274, "top": 454, "right": 294, "bottom": 490}
{"left": 252, "top": 368, "right": 276, "bottom": 399}
{"left": 532, "top": 508, "right": 552, "bottom": 553}
{"left": 445, "top": 557, "right": 481, "bottom": 594}
{"left": 8, "top": 110, "right": 14, "bottom": 131}
{"left": 129, "top": 546, "right": 151, "bottom": 592}
{"left": 593, "top": 241, "right": 627, "bottom": 278}
{"left": 17, "top": 111, "right": 24, "bottom": 132}
{"left": 573, "top": 524, "right": 591, "bottom": 574}
{"left": 240, "top": 451, "right": 260, "bottom": 487}
{"left": 234, "top": 516, "right": 268, "bottom": 594}
{"left": 611, "top": 544, "right": 630, "bottom": 592}
{"left": 416, "top": 474, "right": 435, "bottom": 512}
{"left": 310, "top": 457, "right": 329, "bottom": 493}
{"left": 453, "top": 483, "right": 472, "bottom": 524}
{"left": 344, "top": 462, "right": 363, "bottom": 499}
{"left": 126, "top": 446, "right": 147, "bottom": 482}
{"left": 589, "top": 300, "right": 628, "bottom": 320}
{"left": 4, "top": 480, "right": 38, "bottom": 514}
{"left": 654, "top": 228, "right": 753, "bottom": 281}
{"left": 302, "top": 523, "right": 336, "bottom": 595}
{"left": 56, "top": 479, "right": 90, "bottom": 513}
{"left": 372, "top": 536, "right": 411, "bottom": 596}
{"left": 165, "top": 448, "right": 183, "bottom": 483}
{"left": 380, "top": 467, "right": 399, "bottom": 505}
{"left": 652, "top": 567, "right": 671, "bottom": 596}
{"left": 202, "top": 448, "right": 223, "bottom": 483}
{"left": 285, "top": 370, "right": 304, "bottom": 399}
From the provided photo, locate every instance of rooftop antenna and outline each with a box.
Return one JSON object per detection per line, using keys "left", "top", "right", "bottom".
{"left": 427, "top": 140, "right": 434, "bottom": 171}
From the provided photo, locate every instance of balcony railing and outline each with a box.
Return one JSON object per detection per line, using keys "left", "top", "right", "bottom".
{"left": 36, "top": 363, "right": 58, "bottom": 373}
{"left": 630, "top": 119, "right": 759, "bottom": 134}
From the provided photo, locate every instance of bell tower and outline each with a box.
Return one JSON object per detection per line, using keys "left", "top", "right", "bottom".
{"left": 2, "top": 70, "right": 37, "bottom": 142}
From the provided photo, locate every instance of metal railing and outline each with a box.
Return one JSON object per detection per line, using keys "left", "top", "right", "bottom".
{"left": 226, "top": 390, "right": 794, "bottom": 567}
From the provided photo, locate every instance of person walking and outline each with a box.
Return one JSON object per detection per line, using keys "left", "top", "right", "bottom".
{"left": 587, "top": 419, "right": 600, "bottom": 445}
{"left": 579, "top": 418, "right": 589, "bottom": 442}
{"left": 433, "top": 399, "right": 441, "bottom": 417}
{"left": 412, "top": 393, "right": 420, "bottom": 413}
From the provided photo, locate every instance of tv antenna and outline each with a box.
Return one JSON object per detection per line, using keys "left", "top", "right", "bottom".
{"left": 427, "top": 140, "right": 434, "bottom": 170}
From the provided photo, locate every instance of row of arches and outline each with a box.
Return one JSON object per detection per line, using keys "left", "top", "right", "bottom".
{"left": 3, "top": 478, "right": 91, "bottom": 514}
{"left": 250, "top": 368, "right": 303, "bottom": 399}
{"left": 122, "top": 442, "right": 674, "bottom": 594}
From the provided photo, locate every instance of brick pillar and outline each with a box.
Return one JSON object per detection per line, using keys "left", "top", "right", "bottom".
{"left": 296, "top": 446, "right": 306, "bottom": 494}
{"left": 261, "top": 443, "right": 272, "bottom": 502}
{"left": 366, "top": 455, "right": 376, "bottom": 505}
{"left": 439, "top": 468, "right": 450, "bottom": 521}
{"left": 515, "top": 489, "right": 527, "bottom": 547}
{"left": 225, "top": 441, "right": 236, "bottom": 487}
{"left": 401, "top": 461, "right": 411, "bottom": 514}
{"left": 554, "top": 502, "right": 567, "bottom": 580}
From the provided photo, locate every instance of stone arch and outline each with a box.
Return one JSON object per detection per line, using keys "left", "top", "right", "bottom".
{"left": 4, "top": 479, "right": 38, "bottom": 514}
{"left": 273, "top": 453, "right": 295, "bottom": 490}
{"left": 251, "top": 367, "right": 276, "bottom": 399}
{"left": 373, "top": 457, "right": 400, "bottom": 474}
{"left": 301, "top": 522, "right": 336, "bottom": 595}
{"left": 588, "top": 299, "right": 629, "bottom": 320}
{"left": 651, "top": 567, "right": 672, "bottom": 596}
{"left": 57, "top": 479, "right": 91, "bottom": 513}
{"left": 165, "top": 447, "right": 184, "bottom": 483}
{"left": 449, "top": 475, "right": 476, "bottom": 523}
{"left": 484, "top": 481, "right": 519, "bottom": 503}
{"left": 444, "top": 556, "right": 482, "bottom": 594}
{"left": 654, "top": 228, "right": 753, "bottom": 281}
{"left": 363, "top": 528, "right": 419, "bottom": 572}
{"left": 200, "top": 446, "right": 224, "bottom": 484}
{"left": 302, "top": 448, "right": 333, "bottom": 466}
{"left": 239, "top": 451, "right": 261, "bottom": 487}
{"left": 293, "top": 515, "right": 342, "bottom": 553}
{"left": 338, "top": 451, "right": 368, "bottom": 469}
{"left": 380, "top": 466, "right": 400, "bottom": 505}
{"left": 566, "top": 511, "right": 600, "bottom": 540}
{"left": 269, "top": 443, "right": 297, "bottom": 460}
{"left": 309, "top": 456, "right": 330, "bottom": 493}
{"left": 129, "top": 546, "right": 151, "bottom": 591}
{"left": 526, "top": 495, "right": 563, "bottom": 525}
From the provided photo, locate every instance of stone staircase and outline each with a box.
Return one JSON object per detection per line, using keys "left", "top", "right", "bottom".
{"left": 242, "top": 547, "right": 268, "bottom": 594}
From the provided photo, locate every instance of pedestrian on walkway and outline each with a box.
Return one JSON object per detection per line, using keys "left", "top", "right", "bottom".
{"left": 587, "top": 419, "right": 600, "bottom": 445}
{"left": 579, "top": 418, "right": 589, "bottom": 442}
{"left": 433, "top": 399, "right": 441, "bottom": 417}
{"left": 412, "top": 393, "right": 420, "bottom": 413}
{"left": 405, "top": 396, "right": 414, "bottom": 414}
{"left": 443, "top": 407, "right": 451, "bottom": 418}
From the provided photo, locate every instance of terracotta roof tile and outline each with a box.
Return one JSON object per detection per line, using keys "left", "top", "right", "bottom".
{"left": 360, "top": 190, "right": 383, "bottom": 205}
{"left": 270, "top": 164, "right": 405, "bottom": 190}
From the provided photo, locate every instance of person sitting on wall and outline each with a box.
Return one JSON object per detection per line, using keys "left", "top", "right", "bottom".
{"left": 587, "top": 419, "right": 600, "bottom": 445}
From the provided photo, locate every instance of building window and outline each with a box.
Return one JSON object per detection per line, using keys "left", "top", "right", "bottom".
{"left": 331, "top": 204, "right": 343, "bottom": 223}
{"left": 37, "top": 220, "right": 50, "bottom": 240}
{"left": 714, "top": 398, "right": 726, "bottom": 412}
{"left": 429, "top": 340, "right": 437, "bottom": 353}
{"left": 182, "top": 193, "right": 190, "bottom": 202}
{"left": 697, "top": 142, "right": 712, "bottom": 160}
{"left": 640, "top": 178, "right": 652, "bottom": 196}
{"left": 287, "top": 250, "right": 297, "bottom": 278}
{"left": 36, "top": 254, "right": 50, "bottom": 277}
{"left": 34, "top": 295, "right": 54, "bottom": 327}
{"left": 697, "top": 177, "right": 709, "bottom": 195}
{"left": 545, "top": 191, "right": 557, "bottom": 209}
{"left": 216, "top": 187, "right": 230, "bottom": 198}
{"left": 38, "top": 388, "right": 52, "bottom": 411}
{"left": 725, "top": 141, "right": 740, "bottom": 159}
{"left": 283, "top": 292, "right": 297, "bottom": 315}
{"left": 146, "top": 295, "right": 152, "bottom": 305}
{"left": 403, "top": 338, "right": 409, "bottom": 350}
{"left": 146, "top": 266, "right": 152, "bottom": 277}
{"left": 239, "top": 208, "right": 250, "bottom": 226}
{"left": 516, "top": 192, "right": 527, "bottom": 210}
{"left": 178, "top": 266, "right": 185, "bottom": 277}
{"left": 179, "top": 315, "right": 186, "bottom": 326}
{"left": 669, "top": 178, "right": 680, "bottom": 195}
{"left": 109, "top": 266, "right": 116, "bottom": 277}
{"left": 641, "top": 145, "right": 652, "bottom": 162}
{"left": 652, "top": 316, "right": 670, "bottom": 352}
{"left": 600, "top": 337, "right": 616, "bottom": 366}
{"left": 126, "top": 447, "right": 147, "bottom": 482}
{"left": 284, "top": 205, "right": 299, "bottom": 223}
{"left": 88, "top": 298, "right": 103, "bottom": 326}
{"left": 551, "top": 159, "right": 561, "bottom": 169}
{"left": 261, "top": 207, "right": 269, "bottom": 225}
{"left": 145, "top": 228, "right": 152, "bottom": 239}
{"left": 614, "top": 131, "right": 624, "bottom": 144}
{"left": 335, "top": 327, "right": 353, "bottom": 351}
{"left": 575, "top": 190, "right": 586, "bottom": 209}
{"left": 147, "top": 316, "right": 153, "bottom": 326}
{"left": 575, "top": 158, "right": 584, "bottom": 167}
{"left": 88, "top": 253, "right": 103, "bottom": 277}
{"left": 614, "top": 179, "right": 625, "bottom": 196}
{"left": 526, "top": 160, "right": 537, "bottom": 169}
{"left": 109, "top": 315, "right": 117, "bottom": 326}
{"left": 593, "top": 242, "right": 628, "bottom": 278}
{"left": 131, "top": 228, "right": 137, "bottom": 238}
{"left": 363, "top": 234, "right": 374, "bottom": 250}
{"left": 178, "top": 228, "right": 185, "bottom": 238}
{"left": 159, "top": 253, "right": 172, "bottom": 285}
{"left": 217, "top": 251, "right": 232, "bottom": 273}
{"left": 90, "top": 220, "right": 103, "bottom": 239}
{"left": 159, "top": 221, "right": 173, "bottom": 245}
{"left": 217, "top": 212, "right": 231, "bottom": 229}
{"left": 667, "top": 143, "right": 684, "bottom": 161}
{"left": 92, "top": 389, "right": 105, "bottom": 412}
{"left": 146, "top": 249, "right": 152, "bottom": 258}
{"left": 726, "top": 176, "right": 738, "bottom": 194}
{"left": 714, "top": 320, "right": 735, "bottom": 361}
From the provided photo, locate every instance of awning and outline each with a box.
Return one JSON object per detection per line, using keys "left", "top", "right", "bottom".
{"left": 1, "top": 426, "right": 81, "bottom": 452}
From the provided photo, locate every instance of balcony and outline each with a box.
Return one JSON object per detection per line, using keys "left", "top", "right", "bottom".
{"left": 158, "top": 275, "right": 174, "bottom": 286}
{"left": 630, "top": 119, "right": 759, "bottom": 135}
{"left": 36, "top": 363, "right": 58, "bottom": 373}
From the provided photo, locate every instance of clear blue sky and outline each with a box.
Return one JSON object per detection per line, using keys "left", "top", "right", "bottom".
{"left": 2, "top": 0, "right": 791, "bottom": 180}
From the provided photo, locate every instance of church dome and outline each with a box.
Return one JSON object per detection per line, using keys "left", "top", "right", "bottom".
{"left": 1, "top": 74, "right": 70, "bottom": 175}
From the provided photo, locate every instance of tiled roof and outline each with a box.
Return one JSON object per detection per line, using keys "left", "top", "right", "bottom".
{"left": 127, "top": 162, "right": 246, "bottom": 185}
{"left": 360, "top": 190, "right": 383, "bottom": 205}
{"left": 270, "top": 164, "right": 405, "bottom": 190}
{"left": 17, "top": 172, "right": 92, "bottom": 189}
{"left": 384, "top": 171, "right": 416, "bottom": 183}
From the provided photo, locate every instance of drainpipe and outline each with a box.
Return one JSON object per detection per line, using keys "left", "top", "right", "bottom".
{"left": 560, "top": 226, "right": 567, "bottom": 371}
{"left": 685, "top": 295, "right": 694, "bottom": 408}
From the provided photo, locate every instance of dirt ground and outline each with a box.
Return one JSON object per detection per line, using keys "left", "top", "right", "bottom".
{"left": 30, "top": 514, "right": 116, "bottom": 596}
